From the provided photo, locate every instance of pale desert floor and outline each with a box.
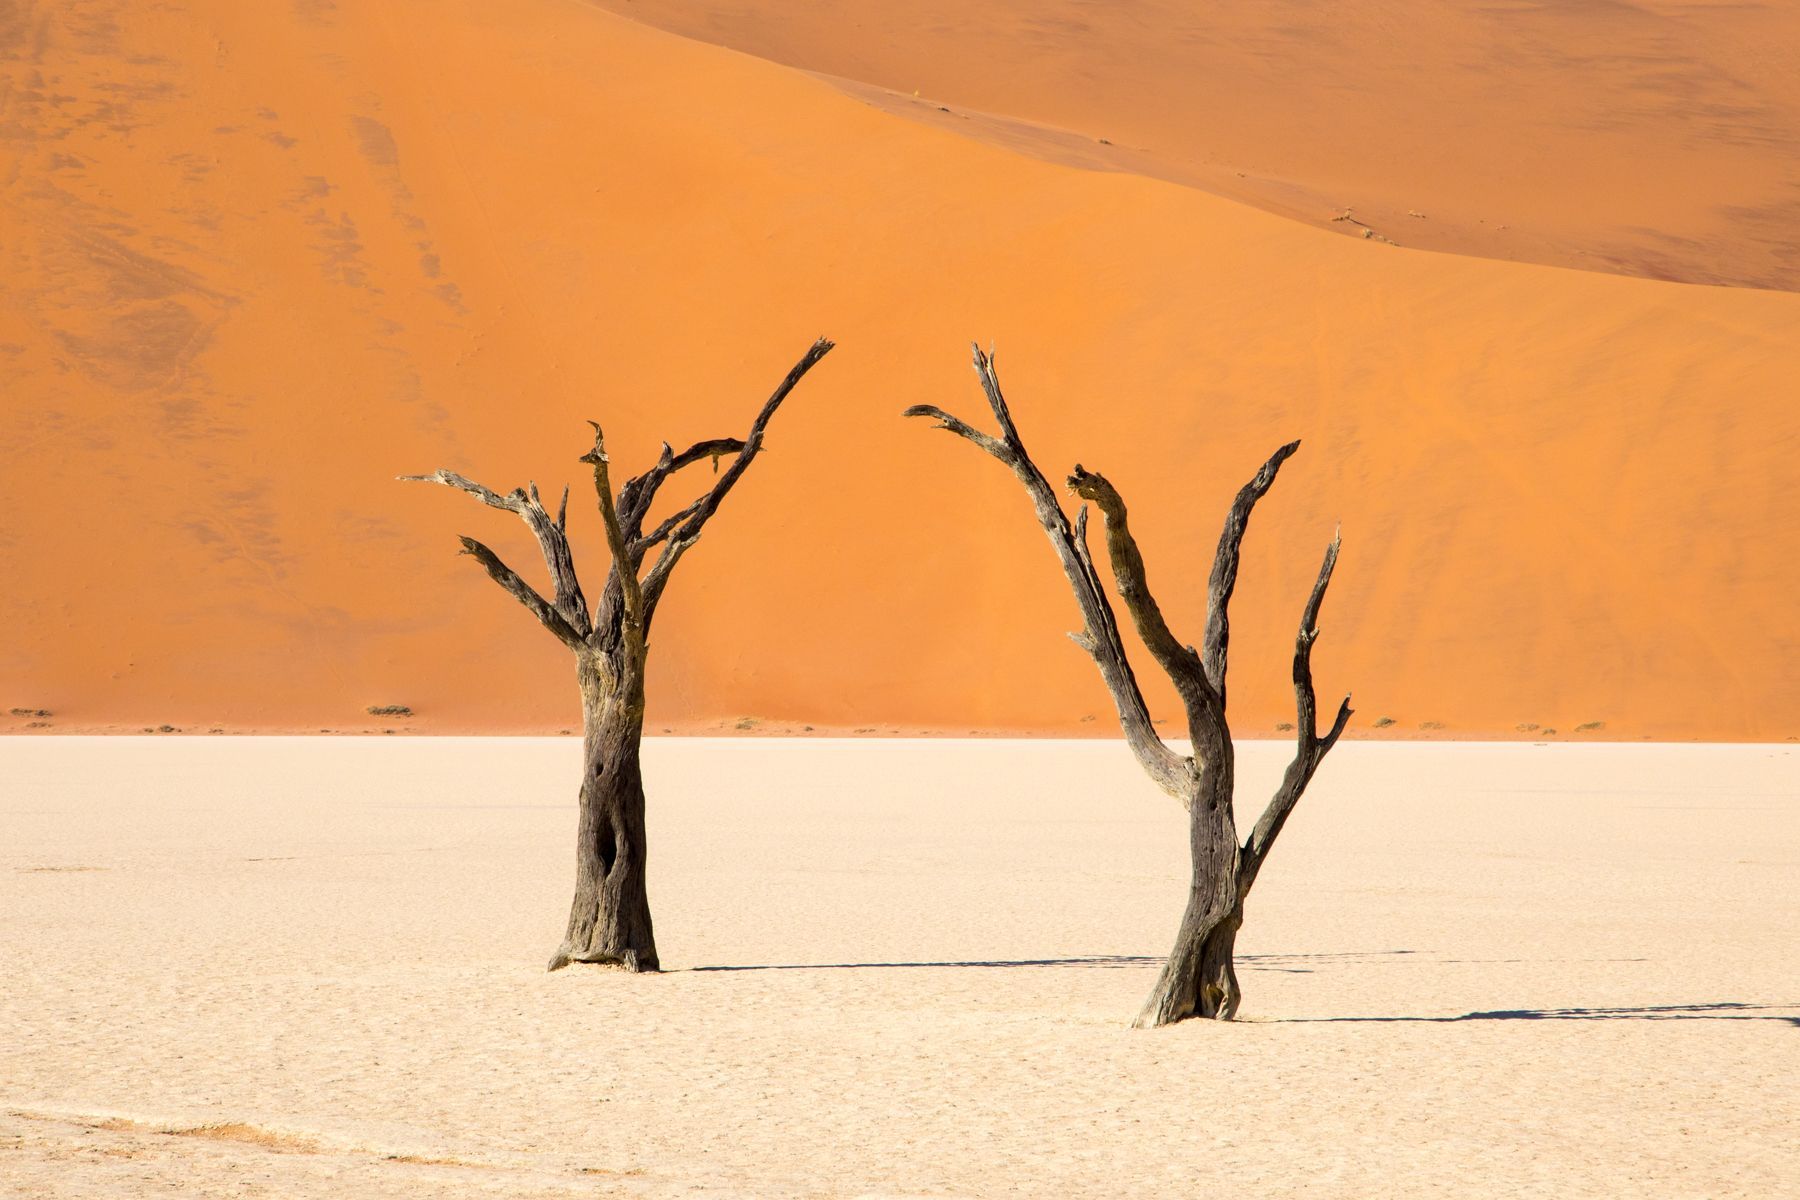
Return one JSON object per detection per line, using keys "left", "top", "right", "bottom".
{"left": 3, "top": 738, "right": 1796, "bottom": 1198}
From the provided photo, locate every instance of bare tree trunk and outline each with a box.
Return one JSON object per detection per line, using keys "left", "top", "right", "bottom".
{"left": 1137, "top": 731, "right": 1244, "bottom": 1025}
{"left": 548, "top": 658, "right": 658, "bottom": 972}
{"left": 1140, "top": 899, "right": 1245, "bottom": 1024}
{"left": 405, "top": 338, "right": 834, "bottom": 973}
{"left": 908, "top": 344, "right": 1352, "bottom": 1026}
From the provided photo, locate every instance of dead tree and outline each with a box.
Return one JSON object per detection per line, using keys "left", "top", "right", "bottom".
{"left": 906, "top": 345, "right": 1351, "bottom": 1025}
{"left": 405, "top": 338, "right": 834, "bottom": 972}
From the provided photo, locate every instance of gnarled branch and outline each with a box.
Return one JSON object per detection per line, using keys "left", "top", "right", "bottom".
{"left": 911, "top": 341, "right": 1355, "bottom": 1025}
{"left": 901, "top": 404, "right": 1014, "bottom": 463}
{"left": 1240, "top": 530, "right": 1352, "bottom": 897}
{"left": 616, "top": 437, "right": 745, "bottom": 549}
{"left": 905, "top": 344, "right": 1194, "bottom": 800}
{"left": 636, "top": 490, "right": 713, "bottom": 555}
{"left": 1067, "top": 465, "right": 1213, "bottom": 715}
{"left": 456, "top": 535, "right": 586, "bottom": 651}
{"left": 408, "top": 336, "right": 831, "bottom": 680}
{"left": 400, "top": 468, "right": 591, "bottom": 638}
{"left": 581, "top": 423, "right": 645, "bottom": 645}
{"left": 1202, "top": 441, "right": 1299, "bottom": 701}
{"left": 639, "top": 337, "right": 835, "bottom": 615}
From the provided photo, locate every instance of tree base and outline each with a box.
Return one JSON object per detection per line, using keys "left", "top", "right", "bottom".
{"left": 546, "top": 946, "right": 658, "bottom": 973}
{"left": 1133, "top": 907, "right": 1242, "bottom": 1027}
{"left": 545, "top": 877, "right": 659, "bottom": 974}
{"left": 557, "top": 681, "right": 660, "bottom": 976}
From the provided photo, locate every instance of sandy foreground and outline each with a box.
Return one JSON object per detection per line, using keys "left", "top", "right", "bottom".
{"left": 3, "top": 737, "right": 1796, "bottom": 1197}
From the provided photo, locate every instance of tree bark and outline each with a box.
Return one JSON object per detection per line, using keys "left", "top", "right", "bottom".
{"left": 908, "top": 343, "right": 1351, "bottom": 1027}
{"left": 547, "top": 657, "right": 658, "bottom": 972}
{"left": 1135, "top": 729, "right": 1244, "bottom": 1025}
{"left": 1138, "top": 891, "right": 1245, "bottom": 1025}
{"left": 406, "top": 337, "right": 833, "bottom": 974}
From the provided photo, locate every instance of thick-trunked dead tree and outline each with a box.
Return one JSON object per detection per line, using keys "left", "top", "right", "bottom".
{"left": 907, "top": 346, "right": 1352, "bottom": 1026}
{"left": 406, "top": 338, "right": 833, "bottom": 972}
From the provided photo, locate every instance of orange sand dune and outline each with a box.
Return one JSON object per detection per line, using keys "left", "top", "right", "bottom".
{"left": 595, "top": 0, "right": 1800, "bottom": 292}
{"left": 1, "top": 0, "right": 1797, "bottom": 740}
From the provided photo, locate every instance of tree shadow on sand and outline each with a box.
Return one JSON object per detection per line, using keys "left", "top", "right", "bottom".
{"left": 690, "top": 954, "right": 1159, "bottom": 972}
{"left": 1281, "top": 1002, "right": 1800, "bottom": 1025}
{"left": 689, "top": 950, "right": 1414, "bottom": 975}
{"left": 687, "top": 956, "right": 1799, "bottom": 1026}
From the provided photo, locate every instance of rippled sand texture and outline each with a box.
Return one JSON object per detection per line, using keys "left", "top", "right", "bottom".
{"left": 4, "top": 738, "right": 1796, "bottom": 1197}
{"left": 3, "top": 1, "right": 1799, "bottom": 739}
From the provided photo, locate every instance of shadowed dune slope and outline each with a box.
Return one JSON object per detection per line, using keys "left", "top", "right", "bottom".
{"left": 592, "top": 0, "right": 1800, "bottom": 292}
{"left": 1, "top": 0, "right": 1797, "bottom": 739}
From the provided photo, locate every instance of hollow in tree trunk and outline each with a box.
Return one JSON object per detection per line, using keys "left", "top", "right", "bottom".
{"left": 405, "top": 338, "right": 834, "bottom": 972}
{"left": 549, "top": 657, "right": 657, "bottom": 971}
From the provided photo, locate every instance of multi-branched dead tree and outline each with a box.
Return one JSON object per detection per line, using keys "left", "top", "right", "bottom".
{"left": 405, "top": 338, "right": 834, "bottom": 973}
{"left": 906, "top": 346, "right": 1352, "bottom": 1026}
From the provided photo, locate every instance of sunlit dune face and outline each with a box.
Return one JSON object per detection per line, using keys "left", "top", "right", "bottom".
{"left": 2, "top": 0, "right": 1797, "bottom": 740}
{"left": 595, "top": 0, "right": 1800, "bottom": 292}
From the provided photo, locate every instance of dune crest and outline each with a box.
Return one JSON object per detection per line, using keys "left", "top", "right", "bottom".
{"left": 591, "top": 0, "right": 1800, "bottom": 291}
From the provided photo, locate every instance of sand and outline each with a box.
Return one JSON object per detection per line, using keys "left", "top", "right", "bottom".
{"left": 3, "top": 1, "right": 1799, "bottom": 741}
{"left": 597, "top": 0, "right": 1800, "bottom": 290}
{"left": 4, "top": 737, "right": 1796, "bottom": 1197}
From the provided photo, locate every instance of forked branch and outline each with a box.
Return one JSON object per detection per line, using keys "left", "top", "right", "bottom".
{"left": 1240, "top": 531, "right": 1352, "bottom": 896}
{"left": 457, "top": 535, "right": 586, "bottom": 651}
{"left": 405, "top": 339, "right": 831, "bottom": 658}
{"left": 1067, "top": 466, "right": 1213, "bottom": 715}
{"left": 905, "top": 345, "right": 1194, "bottom": 799}
{"left": 638, "top": 337, "right": 835, "bottom": 613}
{"left": 615, "top": 437, "right": 745, "bottom": 550}
{"left": 582, "top": 423, "right": 645, "bottom": 643}
{"left": 1202, "top": 441, "right": 1299, "bottom": 701}
{"left": 399, "top": 469, "right": 591, "bottom": 639}
{"left": 911, "top": 342, "right": 1354, "bottom": 1025}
